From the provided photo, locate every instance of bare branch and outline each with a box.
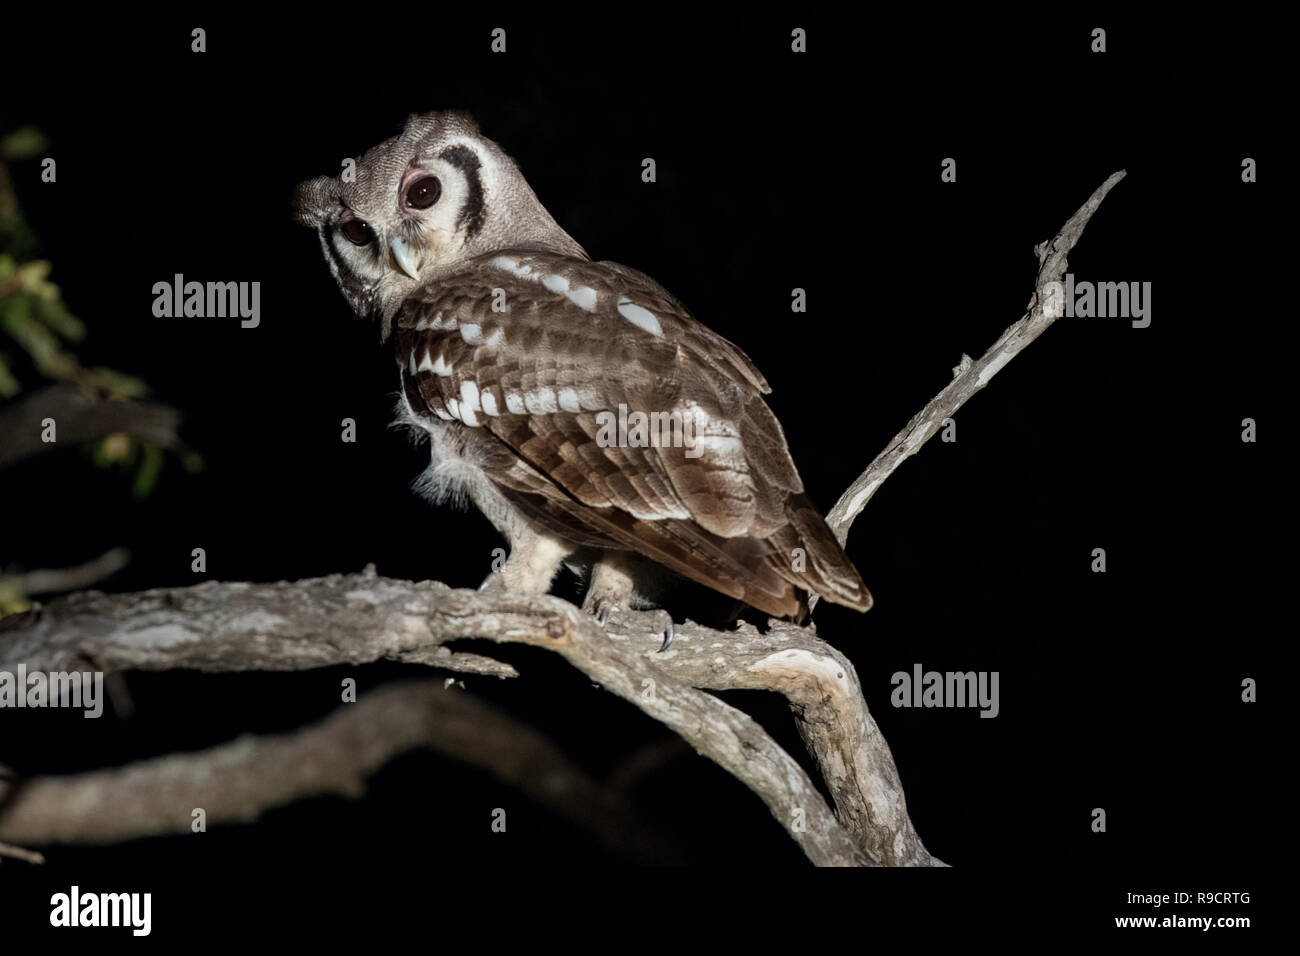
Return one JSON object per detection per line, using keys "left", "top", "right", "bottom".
{"left": 5, "top": 547, "right": 130, "bottom": 596}
{"left": 1, "top": 574, "right": 868, "bottom": 865}
{"left": 0, "top": 840, "right": 44, "bottom": 865}
{"left": 824, "top": 170, "right": 1127, "bottom": 546}
{"left": 605, "top": 609, "right": 939, "bottom": 866}
{"left": 0, "top": 679, "right": 675, "bottom": 861}
{"left": 0, "top": 383, "right": 182, "bottom": 469}
{"left": 1, "top": 567, "right": 519, "bottom": 680}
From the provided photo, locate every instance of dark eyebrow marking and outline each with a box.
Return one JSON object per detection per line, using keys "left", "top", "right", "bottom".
{"left": 439, "top": 145, "right": 486, "bottom": 239}
{"left": 324, "top": 221, "right": 371, "bottom": 288}
{"left": 324, "top": 225, "right": 348, "bottom": 275}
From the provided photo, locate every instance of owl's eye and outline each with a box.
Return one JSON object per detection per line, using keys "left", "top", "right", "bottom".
{"left": 339, "top": 219, "right": 374, "bottom": 245}
{"left": 404, "top": 176, "right": 442, "bottom": 210}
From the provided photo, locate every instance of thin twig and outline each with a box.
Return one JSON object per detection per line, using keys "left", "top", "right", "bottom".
{"left": 6, "top": 547, "right": 130, "bottom": 596}
{"left": 823, "top": 170, "right": 1127, "bottom": 548}
{"left": 0, "top": 840, "right": 45, "bottom": 865}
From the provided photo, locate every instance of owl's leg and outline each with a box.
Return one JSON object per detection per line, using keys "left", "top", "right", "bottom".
{"left": 583, "top": 551, "right": 675, "bottom": 651}
{"left": 481, "top": 529, "right": 571, "bottom": 594}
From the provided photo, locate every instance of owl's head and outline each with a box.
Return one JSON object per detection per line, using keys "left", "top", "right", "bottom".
{"left": 293, "top": 110, "right": 586, "bottom": 325}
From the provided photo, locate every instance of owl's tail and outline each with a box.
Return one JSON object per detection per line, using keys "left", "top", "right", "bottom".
{"left": 765, "top": 493, "right": 873, "bottom": 615}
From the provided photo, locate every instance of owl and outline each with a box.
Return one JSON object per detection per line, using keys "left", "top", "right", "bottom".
{"left": 293, "top": 111, "right": 871, "bottom": 631}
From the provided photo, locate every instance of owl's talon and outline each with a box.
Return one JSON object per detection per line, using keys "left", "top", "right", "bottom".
{"left": 582, "top": 592, "right": 674, "bottom": 652}
{"left": 658, "top": 620, "right": 675, "bottom": 653}
{"left": 585, "top": 597, "right": 615, "bottom": 628}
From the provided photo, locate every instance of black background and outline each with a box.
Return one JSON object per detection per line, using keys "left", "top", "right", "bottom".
{"left": 0, "top": 4, "right": 1289, "bottom": 923}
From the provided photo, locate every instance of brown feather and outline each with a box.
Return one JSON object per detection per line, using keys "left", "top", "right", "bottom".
{"left": 393, "top": 250, "right": 872, "bottom": 617}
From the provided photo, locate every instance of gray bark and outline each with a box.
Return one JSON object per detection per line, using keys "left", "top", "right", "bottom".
{"left": 0, "top": 173, "right": 1125, "bottom": 866}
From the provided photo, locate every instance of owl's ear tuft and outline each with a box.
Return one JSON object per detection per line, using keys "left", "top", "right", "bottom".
{"left": 292, "top": 176, "right": 335, "bottom": 227}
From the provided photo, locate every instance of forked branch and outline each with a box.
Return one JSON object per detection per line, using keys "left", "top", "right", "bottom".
{"left": 0, "top": 173, "right": 1124, "bottom": 866}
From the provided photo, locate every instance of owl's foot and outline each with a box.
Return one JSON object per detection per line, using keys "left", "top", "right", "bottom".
{"left": 582, "top": 552, "right": 673, "bottom": 649}
{"left": 583, "top": 599, "right": 675, "bottom": 653}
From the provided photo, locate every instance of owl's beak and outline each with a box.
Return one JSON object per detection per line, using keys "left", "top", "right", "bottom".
{"left": 389, "top": 235, "right": 421, "bottom": 280}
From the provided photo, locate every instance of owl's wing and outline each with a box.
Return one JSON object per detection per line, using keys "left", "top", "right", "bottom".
{"left": 393, "top": 250, "right": 871, "bottom": 617}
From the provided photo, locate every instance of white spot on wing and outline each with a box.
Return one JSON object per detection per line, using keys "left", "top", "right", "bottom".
{"left": 491, "top": 256, "right": 533, "bottom": 278}
{"left": 557, "top": 387, "right": 581, "bottom": 412}
{"left": 481, "top": 390, "right": 499, "bottom": 416}
{"left": 431, "top": 353, "right": 453, "bottom": 376}
{"left": 460, "top": 323, "right": 483, "bottom": 345}
{"left": 568, "top": 286, "right": 598, "bottom": 311}
{"left": 460, "top": 380, "right": 481, "bottom": 413}
{"left": 525, "top": 388, "right": 558, "bottom": 414}
{"left": 409, "top": 351, "right": 417, "bottom": 375}
{"left": 617, "top": 296, "right": 662, "bottom": 336}
{"left": 505, "top": 392, "right": 526, "bottom": 414}
{"left": 491, "top": 258, "right": 595, "bottom": 312}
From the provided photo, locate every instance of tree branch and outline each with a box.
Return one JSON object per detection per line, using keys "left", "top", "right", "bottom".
{"left": 607, "top": 610, "right": 936, "bottom": 865}
{"left": 0, "top": 678, "right": 676, "bottom": 861}
{"left": 824, "top": 169, "right": 1127, "bottom": 547}
{"left": 4, "top": 547, "right": 129, "bottom": 596}
{"left": 0, "top": 383, "right": 182, "bottom": 469}
{"left": 0, "top": 173, "right": 1125, "bottom": 866}
{"left": 1, "top": 575, "right": 870, "bottom": 866}
{"left": 0, "top": 840, "right": 44, "bottom": 865}
{"left": 0, "top": 567, "right": 520, "bottom": 680}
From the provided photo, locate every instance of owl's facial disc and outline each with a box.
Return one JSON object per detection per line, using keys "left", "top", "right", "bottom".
{"left": 297, "top": 109, "right": 587, "bottom": 329}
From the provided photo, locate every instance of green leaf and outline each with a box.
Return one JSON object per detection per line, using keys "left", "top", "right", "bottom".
{"left": 0, "top": 127, "right": 49, "bottom": 160}
{"left": 86, "top": 366, "right": 149, "bottom": 398}
{"left": 132, "top": 442, "right": 164, "bottom": 499}
{"left": 0, "top": 353, "right": 19, "bottom": 397}
{"left": 33, "top": 297, "right": 86, "bottom": 342}
{"left": 2, "top": 299, "right": 77, "bottom": 378}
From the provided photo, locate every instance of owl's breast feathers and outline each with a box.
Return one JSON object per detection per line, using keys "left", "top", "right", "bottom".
{"left": 393, "top": 250, "right": 871, "bottom": 617}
